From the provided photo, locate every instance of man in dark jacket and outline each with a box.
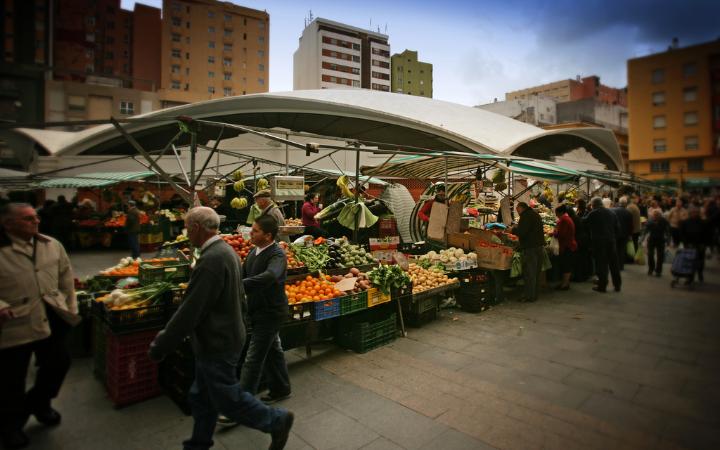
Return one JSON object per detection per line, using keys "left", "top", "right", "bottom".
{"left": 644, "top": 209, "right": 669, "bottom": 276}
{"left": 125, "top": 200, "right": 141, "bottom": 258}
{"left": 584, "top": 197, "right": 622, "bottom": 292}
{"left": 680, "top": 207, "right": 711, "bottom": 283}
{"left": 148, "top": 207, "right": 294, "bottom": 450}
{"left": 239, "top": 215, "right": 291, "bottom": 402}
{"left": 511, "top": 202, "right": 545, "bottom": 302}
{"left": 611, "top": 197, "right": 634, "bottom": 270}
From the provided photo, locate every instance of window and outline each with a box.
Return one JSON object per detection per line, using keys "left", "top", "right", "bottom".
{"left": 223, "top": 87, "right": 232, "bottom": 96}
{"left": 683, "top": 87, "right": 697, "bottom": 102}
{"left": 172, "top": 17, "right": 181, "bottom": 26}
{"left": 224, "top": 44, "right": 232, "bottom": 51}
{"left": 86, "top": 32, "right": 95, "bottom": 42}
{"left": 258, "top": 78, "right": 264, "bottom": 85}
{"left": 650, "top": 160, "right": 670, "bottom": 172}
{"left": 172, "top": 48, "right": 181, "bottom": 58}
{"left": 186, "top": 5, "right": 190, "bottom": 13}
{"left": 208, "top": 71, "right": 214, "bottom": 78}
{"left": 259, "top": 21, "right": 265, "bottom": 29}
{"left": 120, "top": 101, "right": 134, "bottom": 115}
{"left": 224, "top": 14, "right": 231, "bottom": 21}
{"left": 186, "top": 21, "right": 190, "bottom": 29}
{"left": 223, "top": 58, "right": 231, "bottom": 67}
{"left": 208, "top": 26, "right": 215, "bottom": 33}
{"left": 224, "top": 29, "right": 232, "bottom": 37}
{"left": 243, "top": 33, "right": 247, "bottom": 40}
{"left": 687, "top": 158, "right": 703, "bottom": 171}
{"left": 683, "top": 63, "right": 697, "bottom": 77}
{"left": 172, "top": 33, "right": 181, "bottom": 42}
{"left": 244, "top": 18, "right": 247, "bottom": 26}
{"left": 258, "top": 36, "right": 265, "bottom": 44}
{"left": 87, "top": 16, "right": 96, "bottom": 26}
{"left": 186, "top": 37, "right": 191, "bottom": 44}
{"left": 171, "top": 81, "right": 181, "bottom": 89}
{"left": 653, "top": 115, "right": 666, "bottom": 129}
{"left": 258, "top": 64, "right": 264, "bottom": 71}
{"left": 651, "top": 68, "right": 664, "bottom": 84}
{"left": 106, "top": 36, "right": 115, "bottom": 44}
{"left": 209, "top": 41, "right": 215, "bottom": 48}
{"left": 224, "top": 73, "right": 232, "bottom": 80}
{"left": 352, "top": 55, "right": 360, "bottom": 63}
{"left": 171, "top": 2, "right": 181, "bottom": 12}
{"left": 257, "top": 50, "right": 264, "bottom": 57}
{"left": 208, "top": 11, "right": 215, "bottom": 18}
{"left": 352, "top": 43, "right": 360, "bottom": 51}
{"left": 185, "top": 67, "right": 190, "bottom": 75}
{"left": 186, "top": 52, "right": 190, "bottom": 59}
{"left": 67, "top": 96, "right": 86, "bottom": 112}
{"left": 352, "top": 80, "right": 360, "bottom": 87}
{"left": 208, "top": 56, "right": 215, "bottom": 63}
{"left": 685, "top": 136, "right": 699, "bottom": 151}
{"left": 85, "top": 49, "right": 94, "bottom": 59}
{"left": 653, "top": 139, "right": 667, "bottom": 152}
{"left": 208, "top": 86, "right": 215, "bottom": 94}
{"left": 420, "top": 80, "right": 424, "bottom": 85}
{"left": 171, "top": 64, "right": 180, "bottom": 74}
{"left": 106, "top": 51, "right": 114, "bottom": 59}
{"left": 684, "top": 111, "right": 698, "bottom": 125}
{"left": 652, "top": 91, "right": 665, "bottom": 106}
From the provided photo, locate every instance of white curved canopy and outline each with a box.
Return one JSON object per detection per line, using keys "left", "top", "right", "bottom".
{"left": 10, "top": 89, "right": 624, "bottom": 170}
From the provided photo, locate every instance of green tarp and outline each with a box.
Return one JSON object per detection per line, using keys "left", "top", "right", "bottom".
{"left": 36, "top": 171, "right": 155, "bottom": 188}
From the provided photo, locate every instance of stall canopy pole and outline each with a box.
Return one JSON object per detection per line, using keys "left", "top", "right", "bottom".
{"left": 285, "top": 133, "right": 290, "bottom": 175}
{"left": 110, "top": 118, "right": 192, "bottom": 203}
{"left": 190, "top": 129, "right": 198, "bottom": 188}
{"left": 171, "top": 144, "right": 191, "bottom": 186}
{"left": 353, "top": 147, "right": 360, "bottom": 242}
{"left": 191, "top": 125, "right": 225, "bottom": 189}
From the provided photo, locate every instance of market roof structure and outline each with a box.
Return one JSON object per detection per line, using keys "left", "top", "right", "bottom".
{"left": 35, "top": 171, "right": 155, "bottom": 188}
{"left": 8, "top": 89, "right": 624, "bottom": 171}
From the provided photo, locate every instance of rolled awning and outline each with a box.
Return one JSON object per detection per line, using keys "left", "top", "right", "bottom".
{"left": 36, "top": 171, "right": 155, "bottom": 188}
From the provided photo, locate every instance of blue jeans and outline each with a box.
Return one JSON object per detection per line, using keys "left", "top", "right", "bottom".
{"left": 184, "top": 352, "right": 286, "bottom": 450}
{"left": 128, "top": 232, "right": 140, "bottom": 258}
{"left": 239, "top": 317, "right": 291, "bottom": 396}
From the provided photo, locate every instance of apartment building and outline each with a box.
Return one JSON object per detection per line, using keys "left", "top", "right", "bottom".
{"left": 294, "top": 18, "right": 391, "bottom": 92}
{"left": 159, "top": 0, "right": 269, "bottom": 105}
{"left": 506, "top": 75, "right": 627, "bottom": 107}
{"left": 391, "top": 49, "right": 432, "bottom": 98}
{"left": 627, "top": 39, "right": 720, "bottom": 186}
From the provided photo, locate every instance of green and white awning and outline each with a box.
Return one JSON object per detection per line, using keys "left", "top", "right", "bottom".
{"left": 36, "top": 171, "right": 155, "bottom": 188}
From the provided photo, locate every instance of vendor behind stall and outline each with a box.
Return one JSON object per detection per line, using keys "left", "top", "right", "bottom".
{"left": 301, "top": 193, "right": 327, "bottom": 238}
{"left": 418, "top": 185, "right": 446, "bottom": 223}
{"left": 253, "top": 190, "right": 288, "bottom": 241}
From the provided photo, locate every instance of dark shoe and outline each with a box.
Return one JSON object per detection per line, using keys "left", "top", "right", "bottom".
{"left": 269, "top": 411, "right": 294, "bottom": 450}
{"left": 1, "top": 430, "right": 29, "bottom": 449}
{"left": 647, "top": 271, "right": 653, "bottom": 276}
{"left": 33, "top": 407, "right": 61, "bottom": 426}
{"left": 261, "top": 391, "right": 292, "bottom": 404}
{"left": 655, "top": 272, "right": 661, "bottom": 277}
{"left": 592, "top": 287, "right": 607, "bottom": 293}
{"left": 614, "top": 286, "right": 621, "bottom": 292}
{"left": 555, "top": 285, "right": 570, "bottom": 291}
{"left": 216, "top": 414, "right": 237, "bottom": 427}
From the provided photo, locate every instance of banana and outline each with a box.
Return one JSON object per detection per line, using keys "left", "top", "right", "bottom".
{"left": 232, "top": 170, "right": 243, "bottom": 181}
{"left": 256, "top": 178, "right": 269, "bottom": 190}
{"left": 233, "top": 180, "right": 244, "bottom": 192}
{"left": 230, "top": 197, "right": 249, "bottom": 209}
{"left": 337, "top": 175, "right": 354, "bottom": 198}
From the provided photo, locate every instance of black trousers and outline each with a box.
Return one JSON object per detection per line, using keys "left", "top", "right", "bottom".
{"left": 593, "top": 240, "right": 622, "bottom": 291}
{"left": 647, "top": 239, "right": 665, "bottom": 275}
{"left": 0, "top": 306, "right": 71, "bottom": 432}
{"left": 616, "top": 237, "right": 629, "bottom": 270}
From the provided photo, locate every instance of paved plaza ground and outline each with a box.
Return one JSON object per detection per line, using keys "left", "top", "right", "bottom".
{"left": 20, "top": 250, "right": 720, "bottom": 449}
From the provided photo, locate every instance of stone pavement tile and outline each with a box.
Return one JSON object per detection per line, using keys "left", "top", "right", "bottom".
{"left": 506, "top": 356, "right": 576, "bottom": 382}
{"left": 633, "top": 386, "right": 716, "bottom": 421}
{"left": 413, "top": 347, "right": 476, "bottom": 371}
{"left": 619, "top": 328, "right": 675, "bottom": 347}
{"left": 634, "top": 342, "right": 698, "bottom": 364}
{"left": 360, "top": 437, "right": 406, "bottom": 450}
{"left": 292, "top": 408, "right": 379, "bottom": 450}
{"left": 501, "top": 374, "right": 592, "bottom": 410}
{"left": 655, "top": 357, "right": 715, "bottom": 382}
{"left": 609, "top": 364, "right": 688, "bottom": 393}
{"left": 579, "top": 392, "right": 666, "bottom": 437}
{"left": 548, "top": 349, "right": 618, "bottom": 376}
{"left": 681, "top": 378, "right": 720, "bottom": 406}
{"left": 458, "top": 361, "right": 525, "bottom": 386}
{"left": 418, "top": 428, "right": 496, "bottom": 450}
{"left": 280, "top": 392, "right": 334, "bottom": 420}
{"left": 385, "top": 337, "right": 436, "bottom": 356}
{"left": 593, "top": 347, "right": 661, "bottom": 369}
{"left": 397, "top": 393, "right": 451, "bottom": 419}
{"left": 658, "top": 413, "right": 720, "bottom": 450}
{"left": 319, "top": 383, "right": 405, "bottom": 421}
{"left": 562, "top": 368, "right": 641, "bottom": 400}
{"left": 354, "top": 401, "right": 448, "bottom": 450}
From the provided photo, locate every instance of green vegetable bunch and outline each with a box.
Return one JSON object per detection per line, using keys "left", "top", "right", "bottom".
{"left": 367, "top": 265, "right": 411, "bottom": 295}
{"left": 289, "top": 243, "right": 331, "bottom": 273}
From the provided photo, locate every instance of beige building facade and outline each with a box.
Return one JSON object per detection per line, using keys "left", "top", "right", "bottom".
{"left": 159, "top": 0, "right": 269, "bottom": 105}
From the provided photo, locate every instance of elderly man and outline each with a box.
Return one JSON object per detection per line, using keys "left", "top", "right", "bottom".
{"left": 0, "top": 203, "right": 79, "bottom": 450}
{"left": 584, "top": 197, "right": 622, "bottom": 293}
{"left": 148, "top": 207, "right": 294, "bottom": 450}
{"left": 511, "top": 202, "right": 545, "bottom": 302}
{"left": 612, "top": 197, "right": 634, "bottom": 270}
{"left": 253, "top": 190, "right": 285, "bottom": 228}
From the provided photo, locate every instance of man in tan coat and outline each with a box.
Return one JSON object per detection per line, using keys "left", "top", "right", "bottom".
{"left": 0, "top": 203, "right": 78, "bottom": 449}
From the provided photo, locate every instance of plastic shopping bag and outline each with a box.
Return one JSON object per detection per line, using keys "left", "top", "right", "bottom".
{"left": 548, "top": 237, "right": 560, "bottom": 256}
{"left": 626, "top": 240, "right": 636, "bottom": 259}
{"left": 634, "top": 246, "right": 645, "bottom": 265}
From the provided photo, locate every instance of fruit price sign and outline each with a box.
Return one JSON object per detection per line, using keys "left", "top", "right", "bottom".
{"left": 271, "top": 176, "right": 304, "bottom": 201}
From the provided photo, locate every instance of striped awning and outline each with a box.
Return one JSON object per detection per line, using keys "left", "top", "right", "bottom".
{"left": 362, "top": 153, "right": 525, "bottom": 179}
{"left": 36, "top": 171, "right": 155, "bottom": 188}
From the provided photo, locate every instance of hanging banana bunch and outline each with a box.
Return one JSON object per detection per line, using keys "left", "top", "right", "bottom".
{"left": 542, "top": 182, "right": 555, "bottom": 203}
{"left": 233, "top": 180, "right": 245, "bottom": 192}
{"left": 230, "top": 197, "right": 249, "bottom": 209}
{"left": 232, "top": 169, "right": 243, "bottom": 181}
{"left": 256, "top": 178, "right": 270, "bottom": 191}
{"left": 492, "top": 169, "right": 508, "bottom": 192}
{"left": 337, "top": 175, "right": 355, "bottom": 198}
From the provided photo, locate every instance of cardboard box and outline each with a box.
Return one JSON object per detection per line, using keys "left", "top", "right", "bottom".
{"left": 369, "top": 237, "right": 400, "bottom": 251}
{"left": 427, "top": 202, "right": 448, "bottom": 241}
{"left": 475, "top": 246, "right": 513, "bottom": 270}
{"left": 447, "top": 229, "right": 495, "bottom": 251}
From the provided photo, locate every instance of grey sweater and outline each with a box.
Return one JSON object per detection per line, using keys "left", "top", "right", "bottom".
{"left": 149, "top": 239, "right": 246, "bottom": 359}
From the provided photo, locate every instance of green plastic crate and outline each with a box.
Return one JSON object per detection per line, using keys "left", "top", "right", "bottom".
{"left": 339, "top": 291, "right": 368, "bottom": 316}
{"left": 138, "top": 261, "right": 190, "bottom": 285}
{"left": 336, "top": 312, "right": 397, "bottom": 353}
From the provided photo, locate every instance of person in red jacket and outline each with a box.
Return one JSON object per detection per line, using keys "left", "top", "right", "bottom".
{"left": 418, "top": 185, "right": 446, "bottom": 223}
{"left": 554, "top": 204, "right": 578, "bottom": 290}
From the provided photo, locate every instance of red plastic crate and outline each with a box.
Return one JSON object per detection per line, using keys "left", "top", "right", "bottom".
{"left": 105, "top": 330, "right": 161, "bottom": 407}
{"left": 378, "top": 218, "right": 398, "bottom": 237}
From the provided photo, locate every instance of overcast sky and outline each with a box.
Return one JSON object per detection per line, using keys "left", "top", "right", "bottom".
{"left": 121, "top": 0, "right": 720, "bottom": 106}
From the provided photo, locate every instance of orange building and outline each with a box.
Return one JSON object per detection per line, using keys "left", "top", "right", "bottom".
{"left": 507, "top": 76, "right": 627, "bottom": 107}
{"left": 627, "top": 40, "right": 720, "bottom": 187}
{"left": 158, "top": 0, "right": 269, "bottom": 106}
{"left": 131, "top": 4, "right": 162, "bottom": 92}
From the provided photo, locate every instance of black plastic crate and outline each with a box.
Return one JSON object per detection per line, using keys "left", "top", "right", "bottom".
{"left": 405, "top": 308, "right": 438, "bottom": 328}
{"left": 288, "top": 302, "right": 314, "bottom": 322}
{"left": 456, "top": 281, "right": 493, "bottom": 313}
{"left": 336, "top": 312, "right": 397, "bottom": 353}
{"left": 92, "top": 316, "right": 107, "bottom": 381}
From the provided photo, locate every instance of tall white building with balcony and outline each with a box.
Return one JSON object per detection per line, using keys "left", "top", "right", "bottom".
{"left": 293, "top": 18, "right": 390, "bottom": 92}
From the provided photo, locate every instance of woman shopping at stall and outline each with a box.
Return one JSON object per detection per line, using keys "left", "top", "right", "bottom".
{"left": 554, "top": 205, "right": 577, "bottom": 290}
{"left": 301, "top": 193, "right": 327, "bottom": 238}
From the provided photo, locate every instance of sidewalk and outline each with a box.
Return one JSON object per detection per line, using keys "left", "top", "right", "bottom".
{"left": 27, "top": 252, "right": 720, "bottom": 449}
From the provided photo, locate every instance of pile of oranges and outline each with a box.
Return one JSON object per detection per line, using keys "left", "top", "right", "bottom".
{"left": 285, "top": 275, "right": 344, "bottom": 304}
